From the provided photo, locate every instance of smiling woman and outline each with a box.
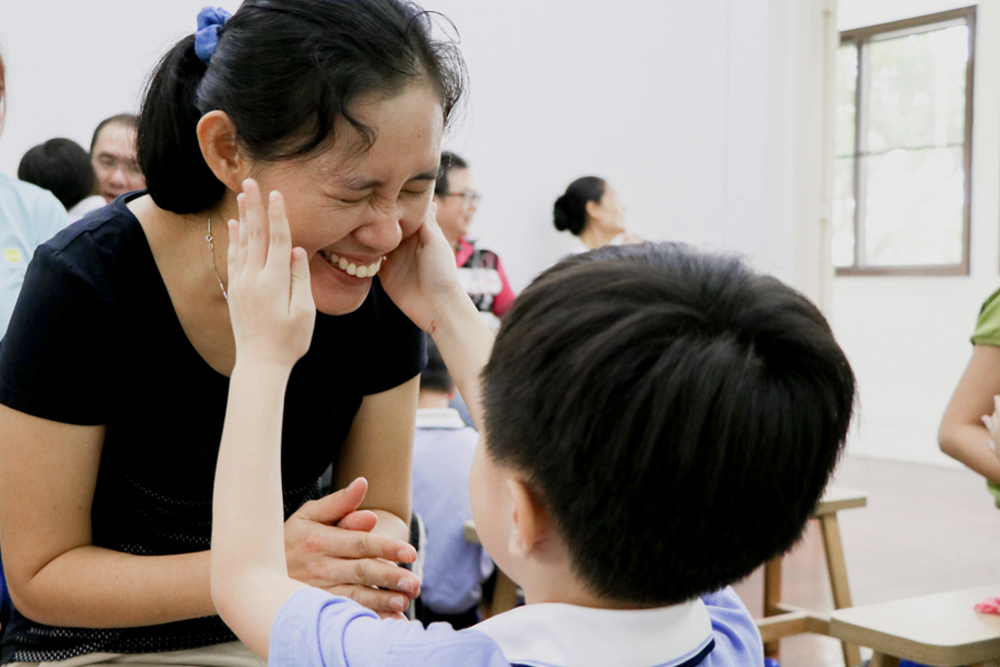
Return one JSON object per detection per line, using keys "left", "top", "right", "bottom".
{"left": 0, "top": 1, "right": 464, "bottom": 665}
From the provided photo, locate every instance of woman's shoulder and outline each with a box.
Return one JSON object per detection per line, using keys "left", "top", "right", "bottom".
{"left": 37, "top": 194, "right": 148, "bottom": 281}
{"left": 973, "top": 287, "right": 1000, "bottom": 346}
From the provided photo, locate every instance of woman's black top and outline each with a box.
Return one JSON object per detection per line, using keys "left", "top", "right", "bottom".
{"left": 0, "top": 194, "right": 425, "bottom": 663}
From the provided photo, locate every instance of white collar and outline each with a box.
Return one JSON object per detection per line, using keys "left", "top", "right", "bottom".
{"left": 415, "top": 408, "right": 468, "bottom": 430}
{"left": 473, "top": 598, "right": 714, "bottom": 667}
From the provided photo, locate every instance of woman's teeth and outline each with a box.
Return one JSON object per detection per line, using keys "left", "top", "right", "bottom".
{"left": 323, "top": 252, "right": 382, "bottom": 278}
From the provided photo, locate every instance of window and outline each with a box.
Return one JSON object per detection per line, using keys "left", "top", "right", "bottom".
{"left": 834, "top": 7, "right": 975, "bottom": 275}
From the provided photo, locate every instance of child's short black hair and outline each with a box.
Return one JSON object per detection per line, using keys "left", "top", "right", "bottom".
{"left": 482, "top": 242, "right": 855, "bottom": 606}
{"left": 420, "top": 338, "right": 454, "bottom": 394}
{"left": 17, "top": 138, "right": 95, "bottom": 210}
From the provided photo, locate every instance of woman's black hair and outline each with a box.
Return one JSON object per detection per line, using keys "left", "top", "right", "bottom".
{"left": 139, "top": 0, "right": 466, "bottom": 215}
{"left": 18, "top": 138, "right": 96, "bottom": 210}
{"left": 553, "top": 176, "right": 606, "bottom": 236}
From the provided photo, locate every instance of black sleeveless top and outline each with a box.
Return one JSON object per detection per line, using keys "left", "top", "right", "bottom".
{"left": 0, "top": 195, "right": 425, "bottom": 663}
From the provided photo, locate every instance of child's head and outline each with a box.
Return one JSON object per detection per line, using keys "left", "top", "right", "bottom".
{"left": 475, "top": 242, "right": 855, "bottom": 607}
{"left": 18, "top": 138, "right": 96, "bottom": 211}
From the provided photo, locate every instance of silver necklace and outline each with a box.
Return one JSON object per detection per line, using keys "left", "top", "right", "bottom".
{"left": 205, "top": 218, "right": 228, "bottom": 301}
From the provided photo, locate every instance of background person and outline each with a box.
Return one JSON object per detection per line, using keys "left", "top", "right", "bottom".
{"left": 17, "top": 138, "right": 102, "bottom": 221}
{"left": 0, "top": 53, "right": 68, "bottom": 338}
{"left": 939, "top": 287, "right": 1000, "bottom": 501}
{"left": 434, "top": 151, "right": 514, "bottom": 331}
{"left": 0, "top": 2, "right": 463, "bottom": 664}
{"left": 90, "top": 113, "right": 145, "bottom": 203}
{"left": 412, "top": 339, "right": 492, "bottom": 629}
{"left": 553, "top": 175, "right": 638, "bottom": 253}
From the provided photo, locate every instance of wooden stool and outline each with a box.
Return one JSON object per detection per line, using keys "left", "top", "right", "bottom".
{"left": 829, "top": 583, "right": 1000, "bottom": 666}
{"left": 762, "top": 486, "right": 868, "bottom": 667}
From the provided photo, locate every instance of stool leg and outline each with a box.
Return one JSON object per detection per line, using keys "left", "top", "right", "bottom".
{"left": 763, "top": 555, "right": 783, "bottom": 657}
{"left": 869, "top": 652, "right": 900, "bottom": 667}
{"left": 820, "top": 513, "right": 861, "bottom": 667}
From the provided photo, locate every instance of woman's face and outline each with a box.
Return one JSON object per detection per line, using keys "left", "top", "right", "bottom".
{"left": 589, "top": 185, "right": 626, "bottom": 235}
{"left": 251, "top": 83, "right": 444, "bottom": 315}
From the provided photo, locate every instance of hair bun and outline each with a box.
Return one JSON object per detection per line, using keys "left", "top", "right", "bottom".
{"left": 553, "top": 195, "right": 571, "bottom": 232}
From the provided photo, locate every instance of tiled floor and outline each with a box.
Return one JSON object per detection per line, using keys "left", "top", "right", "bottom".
{"left": 732, "top": 455, "right": 1000, "bottom": 667}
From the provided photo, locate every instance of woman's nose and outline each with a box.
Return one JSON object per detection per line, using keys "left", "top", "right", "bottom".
{"left": 355, "top": 202, "right": 403, "bottom": 252}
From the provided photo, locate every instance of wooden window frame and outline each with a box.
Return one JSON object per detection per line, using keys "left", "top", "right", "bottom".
{"left": 837, "top": 6, "right": 975, "bottom": 277}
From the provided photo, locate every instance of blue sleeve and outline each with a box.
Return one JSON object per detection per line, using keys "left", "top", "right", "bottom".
{"left": 270, "top": 588, "right": 510, "bottom": 667}
{"left": 701, "top": 587, "right": 764, "bottom": 667}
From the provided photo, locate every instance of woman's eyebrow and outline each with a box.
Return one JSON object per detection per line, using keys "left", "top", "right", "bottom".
{"left": 340, "top": 171, "right": 438, "bottom": 190}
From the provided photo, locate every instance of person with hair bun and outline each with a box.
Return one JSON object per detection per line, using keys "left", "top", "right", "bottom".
{"left": 0, "top": 2, "right": 464, "bottom": 664}
{"left": 553, "top": 176, "right": 637, "bottom": 253}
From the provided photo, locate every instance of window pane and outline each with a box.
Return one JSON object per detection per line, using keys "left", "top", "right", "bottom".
{"left": 836, "top": 44, "right": 858, "bottom": 159}
{"left": 866, "top": 24, "right": 968, "bottom": 153}
{"left": 833, "top": 157, "right": 856, "bottom": 267}
{"left": 862, "top": 146, "right": 964, "bottom": 266}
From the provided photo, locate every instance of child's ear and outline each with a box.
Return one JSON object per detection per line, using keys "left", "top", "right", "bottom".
{"left": 507, "top": 478, "right": 547, "bottom": 558}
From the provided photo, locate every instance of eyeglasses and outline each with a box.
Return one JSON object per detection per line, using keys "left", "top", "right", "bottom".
{"left": 95, "top": 153, "right": 142, "bottom": 177}
{"left": 443, "top": 190, "right": 481, "bottom": 206}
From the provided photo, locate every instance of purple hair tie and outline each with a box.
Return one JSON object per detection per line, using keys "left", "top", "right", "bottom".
{"left": 194, "top": 6, "right": 232, "bottom": 65}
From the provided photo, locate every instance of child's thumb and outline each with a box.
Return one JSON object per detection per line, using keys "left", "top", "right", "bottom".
{"left": 302, "top": 477, "right": 368, "bottom": 525}
{"left": 290, "top": 247, "right": 314, "bottom": 312}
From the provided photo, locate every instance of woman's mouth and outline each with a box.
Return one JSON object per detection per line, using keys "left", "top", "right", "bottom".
{"left": 319, "top": 251, "right": 383, "bottom": 279}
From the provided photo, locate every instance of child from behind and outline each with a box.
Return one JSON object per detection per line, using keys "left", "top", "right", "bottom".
{"left": 17, "top": 138, "right": 102, "bottom": 221}
{"left": 211, "top": 188, "right": 856, "bottom": 667}
{"left": 413, "top": 339, "right": 494, "bottom": 629}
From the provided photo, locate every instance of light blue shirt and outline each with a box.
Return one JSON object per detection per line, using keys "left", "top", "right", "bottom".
{"left": 270, "top": 585, "right": 763, "bottom": 667}
{"left": 412, "top": 408, "right": 493, "bottom": 614}
{"left": 0, "top": 174, "right": 68, "bottom": 337}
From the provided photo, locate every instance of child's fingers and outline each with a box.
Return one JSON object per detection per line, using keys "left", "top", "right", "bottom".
{"left": 289, "top": 247, "right": 314, "bottom": 314}
{"left": 300, "top": 477, "right": 369, "bottom": 525}
{"left": 236, "top": 194, "right": 249, "bottom": 274}
{"left": 227, "top": 219, "right": 238, "bottom": 285}
{"left": 265, "top": 190, "right": 292, "bottom": 281}
{"left": 241, "top": 179, "right": 269, "bottom": 269}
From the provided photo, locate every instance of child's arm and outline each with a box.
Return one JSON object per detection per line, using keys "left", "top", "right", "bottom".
{"left": 210, "top": 181, "right": 336, "bottom": 658}
{"left": 379, "top": 205, "right": 494, "bottom": 431}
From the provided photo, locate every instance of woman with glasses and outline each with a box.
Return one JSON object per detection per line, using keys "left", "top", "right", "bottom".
{"left": 433, "top": 152, "right": 514, "bottom": 331}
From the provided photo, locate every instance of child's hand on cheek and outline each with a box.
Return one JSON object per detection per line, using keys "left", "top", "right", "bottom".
{"left": 379, "top": 201, "right": 469, "bottom": 333}
{"left": 227, "top": 179, "right": 316, "bottom": 369}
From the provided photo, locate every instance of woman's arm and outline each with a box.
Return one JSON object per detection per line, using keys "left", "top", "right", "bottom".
{"left": 939, "top": 344, "right": 1000, "bottom": 483}
{"left": 336, "top": 376, "right": 419, "bottom": 540}
{"left": 0, "top": 405, "right": 217, "bottom": 627}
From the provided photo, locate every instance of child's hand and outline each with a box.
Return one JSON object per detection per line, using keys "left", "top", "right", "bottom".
{"left": 379, "top": 201, "right": 469, "bottom": 333}
{"left": 982, "top": 394, "right": 1000, "bottom": 457}
{"left": 227, "top": 180, "right": 316, "bottom": 368}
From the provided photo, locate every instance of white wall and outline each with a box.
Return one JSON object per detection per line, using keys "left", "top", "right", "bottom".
{"left": 831, "top": 0, "right": 1000, "bottom": 466}
{"left": 0, "top": 1, "right": 242, "bottom": 171}
{"left": 427, "top": 0, "right": 835, "bottom": 299}
{"left": 0, "top": 1, "right": 834, "bottom": 301}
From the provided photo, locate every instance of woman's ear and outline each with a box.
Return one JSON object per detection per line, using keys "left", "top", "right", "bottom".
{"left": 584, "top": 199, "right": 601, "bottom": 222}
{"left": 507, "top": 478, "right": 547, "bottom": 558}
{"left": 197, "top": 111, "right": 247, "bottom": 193}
